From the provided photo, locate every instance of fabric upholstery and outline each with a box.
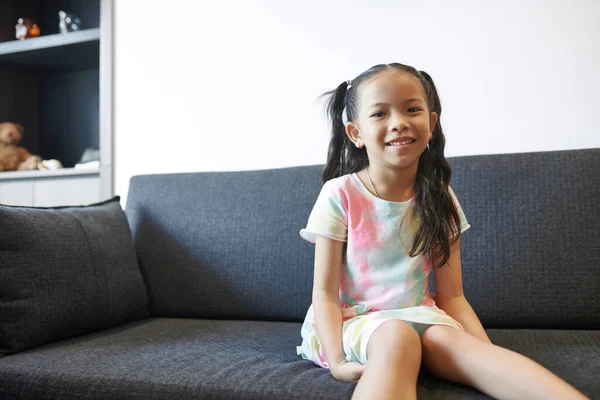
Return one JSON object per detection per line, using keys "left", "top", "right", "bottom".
{"left": 1, "top": 318, "right": 597, "bottom": 399}
{"left": 447, "top": 149, "right": 600, "bottom": 328}
{"left": 0, "top": 197, "right": 149, "bottom": 356}
{"left": 1, "top": 148, "right": 598, "bottom": 399}
{"left": 125, "top": 167, "right": 322, "bottom": 321}
{"left": 126, "top": 148, "right": 600, "bottom": 328}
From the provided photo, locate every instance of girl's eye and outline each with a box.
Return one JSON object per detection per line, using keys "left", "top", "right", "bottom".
{"left": 408, "top": 108, "right": 422, "bottom": 113}
{"left": 371, "top": 111, "right": 387, "bottom": 118}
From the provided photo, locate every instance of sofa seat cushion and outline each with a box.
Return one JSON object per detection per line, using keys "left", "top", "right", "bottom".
{"left": 0, "top": 318, "right": 597, "bottom": 399}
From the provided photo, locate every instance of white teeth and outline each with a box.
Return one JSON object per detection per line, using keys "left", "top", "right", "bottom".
{"left": 388, "top": 139, "right": 414, "bottom": 146}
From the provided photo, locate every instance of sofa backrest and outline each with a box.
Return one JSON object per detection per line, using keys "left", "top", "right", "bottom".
{"left": 447, "top": 148, "right": 599, "bottom": 329}
{"left": 125, "top": 166, "right": 321, "bottom": 323}
{"left": 125, "top": 148, "right": 600, "bottom": 329}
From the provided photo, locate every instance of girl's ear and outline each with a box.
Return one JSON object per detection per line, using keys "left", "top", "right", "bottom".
{"left": 429, "top": 112, "right": 439, "bottom": 135}
{"left": 345, "top": 122, "right": 363, "bottom": 148}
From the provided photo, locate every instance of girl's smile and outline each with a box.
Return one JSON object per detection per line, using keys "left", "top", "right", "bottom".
{"left": 385, "top": 137, "right": 417, "bottom": 150}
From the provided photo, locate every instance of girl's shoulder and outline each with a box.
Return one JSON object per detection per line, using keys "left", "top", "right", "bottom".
{"left": 323, "top": 173, "right": 357, "bottom": 190}
{"left": 320, "top": 173, "right": 362, "bottom": 202}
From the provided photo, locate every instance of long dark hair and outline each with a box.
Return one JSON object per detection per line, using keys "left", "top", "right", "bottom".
{"left": 321, "top": 63, "right": 460, "bottom": 268}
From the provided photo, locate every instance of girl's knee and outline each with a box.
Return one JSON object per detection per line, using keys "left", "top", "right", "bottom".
{"left": 421, "top": 325, "right": 463, "bottom": 357}
{"left": 367, "top": 320, "right": 422, "bottom": 363}
{"left": 422, "top": 324, "right": 460, "bottom": 343}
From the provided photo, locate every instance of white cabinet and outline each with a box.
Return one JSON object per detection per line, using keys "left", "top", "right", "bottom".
{"left": 0, "top": 169, "right": 101, "bottom": 207}
{"left": 34, "top": 176, "right": 101, "bottom": 207}
{"left": 0, "top": 180, "right": 34, "bottom": 206}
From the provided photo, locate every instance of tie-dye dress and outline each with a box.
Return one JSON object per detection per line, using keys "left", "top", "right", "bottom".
{"left": 297, "top": 172, "right": 471, "bottom": 367}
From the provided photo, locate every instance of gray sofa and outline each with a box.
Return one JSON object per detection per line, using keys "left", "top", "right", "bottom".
{"left": 0, "top": 148, "right": 598, "bottom": 399}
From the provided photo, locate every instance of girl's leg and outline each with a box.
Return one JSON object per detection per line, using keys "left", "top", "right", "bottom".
{"left": 352, "top": 320, "right": 422, "bottom": 400}
{"left": 421, "top": 325, "right": 589, "bottom": 400}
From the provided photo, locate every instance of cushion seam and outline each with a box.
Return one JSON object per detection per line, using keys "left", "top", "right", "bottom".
{"left": 65, "top": 210, "right": 109, "bottom": 315}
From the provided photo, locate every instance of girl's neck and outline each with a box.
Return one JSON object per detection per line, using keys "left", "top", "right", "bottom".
{"left": 360, "top": 163, "right": 418, "bottom": 202}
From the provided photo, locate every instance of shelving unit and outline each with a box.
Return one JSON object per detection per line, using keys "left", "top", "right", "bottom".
{"left": 0, "top": 28, "right": 100, "bottom": 69}
{"left": 0, "top": 0, "right": 112, "bottom": 207}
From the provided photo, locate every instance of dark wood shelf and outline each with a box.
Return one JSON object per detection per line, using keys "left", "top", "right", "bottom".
{"left": 0, "top": 28, "right": 99, "bottom": 69}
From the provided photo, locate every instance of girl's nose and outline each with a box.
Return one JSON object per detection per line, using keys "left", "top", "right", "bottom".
{"left": 389, "top": 112, "right": 409, "bottom": 132}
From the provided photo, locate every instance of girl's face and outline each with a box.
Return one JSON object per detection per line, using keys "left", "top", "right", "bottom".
{"left": 346, "top": 69, "right": 438, "bottom": 171}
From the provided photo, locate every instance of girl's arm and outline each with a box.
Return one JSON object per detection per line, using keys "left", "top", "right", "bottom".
{"left": 312, "top": 235, "right": 347, "bottom": 367}
{"left": 433, "top": 237, "right": 492, "bottom": 343}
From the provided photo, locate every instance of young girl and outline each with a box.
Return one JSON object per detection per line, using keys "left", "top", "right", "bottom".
{"left": 296, "top": 63, "right": 587, "bottom": 400}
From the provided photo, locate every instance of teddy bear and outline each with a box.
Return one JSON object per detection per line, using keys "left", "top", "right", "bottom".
{"left": 0, "top": 122, "right": 42, "bottom": 172}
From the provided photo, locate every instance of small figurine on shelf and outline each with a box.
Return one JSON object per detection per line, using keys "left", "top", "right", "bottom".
{"left": 29, "top": 24, "right": 40, "bottom": 38}
{"left": 0, "top": 122, "right": 64, "bottom": 173}
{"left": 38, "top": 159, "right": 64, "bottom": 171}
{"left": 15, "top": 18, "right": 28, "bottom": 40}
{"left": 58, "top": 11, "right": 82, "bottom": 33}
{"left": 0, "top": 122, "right": 41, "bottom": 172}
{"left": 15, "top": 18, "right": 41, "bottom": 40}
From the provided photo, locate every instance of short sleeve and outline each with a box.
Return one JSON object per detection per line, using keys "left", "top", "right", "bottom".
{"left": 448, "top": 185, "right": 471, "bottom": 235}
{"left": 299, "top": 180, "right": 348, "bottom": 243}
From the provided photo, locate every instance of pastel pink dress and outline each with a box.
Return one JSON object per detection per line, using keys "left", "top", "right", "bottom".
{"left": 297, "top": 173, "right": 471, "bottom": 367}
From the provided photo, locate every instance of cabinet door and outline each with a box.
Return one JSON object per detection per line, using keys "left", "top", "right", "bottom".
{"left": 34, "top": 177, "right": 101, "bottom": 207}
{"left": 0, "top": 181, "right": 34, "bottom": 206}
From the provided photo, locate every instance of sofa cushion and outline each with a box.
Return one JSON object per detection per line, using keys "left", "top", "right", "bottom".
{"left": 0, "top": 318, "right": 597, "bottom": 399}
{"left": 0, "top": 197, "right": 149, "bottom": 357}
{"left": 447, "top": 148, "right": 600, "bottom": 329}
{"left": 125, "top": 166, "right": 322, "bottom": 321}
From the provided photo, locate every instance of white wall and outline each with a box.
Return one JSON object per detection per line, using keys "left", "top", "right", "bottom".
{"left": 114, "top": 0, "right": 600, "bottom": 202}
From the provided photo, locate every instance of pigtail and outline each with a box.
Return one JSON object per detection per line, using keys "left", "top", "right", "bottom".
{"left": 321, "top": 81, "right": 350, "bottom": 183}
{"left": 419, "top": 71, "right": 447, "bottom": 182}
{"left": 409, "top": 70, "right": 461, "bottom": 267}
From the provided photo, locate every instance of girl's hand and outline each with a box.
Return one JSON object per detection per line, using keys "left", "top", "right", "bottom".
{"left": 330, "top": 359, "right": 365, "bottom": 382}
